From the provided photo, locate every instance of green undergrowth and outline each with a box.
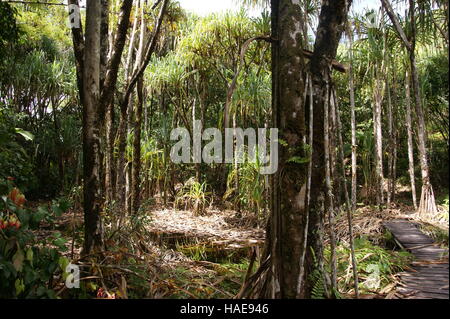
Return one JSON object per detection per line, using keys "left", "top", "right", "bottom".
{"left": 314, "top": 236, "right": 413, "bottom": 298}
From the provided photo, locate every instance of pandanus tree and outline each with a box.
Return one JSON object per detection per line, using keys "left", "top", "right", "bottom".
{"left": 381, "top": 0, "right": 438, "bottom": 216}
{"left": 176, "top": 10, "right": 269, "bottom": 192}
{"left": 353, "top": 9, "right": 390, "bottom": 208}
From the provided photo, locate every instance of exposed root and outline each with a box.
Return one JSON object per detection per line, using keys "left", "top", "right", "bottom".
{"left": 418, "top": 184, "right": 438, "bottom": 217}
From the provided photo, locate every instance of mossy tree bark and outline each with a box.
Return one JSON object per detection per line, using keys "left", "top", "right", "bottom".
{"left": 239, "top": 0, "right": 351, "bottom": 299}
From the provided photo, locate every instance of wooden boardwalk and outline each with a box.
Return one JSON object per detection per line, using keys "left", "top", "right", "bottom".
{"left": 384, "top": 220, "right": 449, "bottom": 299}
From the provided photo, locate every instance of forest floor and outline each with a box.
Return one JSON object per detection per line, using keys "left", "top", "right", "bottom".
{"left": 30, "top": 195, "right": 449, "bottom": 299}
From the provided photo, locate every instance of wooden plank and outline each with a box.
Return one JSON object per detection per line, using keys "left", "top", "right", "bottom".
{"left": 412, "top": 247, "right": 447, "bottom": 253}
{"left": 384, "top": 220, "right": 450, "bottom": 299}
{"left": 413, "top": 252, "right": 448, "bottom": 256}
{"left": 402, "top": 284, "right": 449, "bottom": 291}
{"left": 404, "top": 242, "right": 436, "bottom": 247}
{"left": 397, "top": 287, "right": 449, "bottom": 296}
{"left": 401, "top": 281, "right": 449, "bottom": 289}
{"left": 400, "top": 277, "right": 449, "bottom": 282}
{"left": 412, "top": 274, "right": 449, "bottom": 278}
{"left": 413, "top": 262, "right": 449, "bottom": 267}
{"left": 414, "top": 256, "right": 447, "bottom": 260}
{"left": 411, "top": 274, "right": 449, "bottom": 279}
{"left": 414, "top": 266, "right": 449, "bottom": 270}
{"left": 402, "top": 287, "right": 449, "bottom": 296}
{"left": 402, "top": 282, "right": 449, "bottom": 288}
{"left": 412, "top": 271, "right": 449, "bottom": 276}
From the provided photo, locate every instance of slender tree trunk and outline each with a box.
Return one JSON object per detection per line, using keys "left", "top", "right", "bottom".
{"left": 333, "top": 89, "right": 359, "bottom": 298}
{"left": 328, "top": 83, "right": 340, "bottom": 208}
{"left": 234, "top": 113, "right": 242, "bottom": 216}
{"left": 82, "top": 0, "right": 104, "bottom": 255}
{"left": 125, "top": 95, "right": 134, "bottom": 215}
{"left": 132, "top": 78, "right": 143, "bottom": 214}
{"left": 408, "top": 0, "right": 437, "bottom": 216}
{"left": 100, "top": 0, "right": 111, "bottom": 203}
{"left": 405, "top": 70, "right": 418, "bottom": 209}
{"left": 391, "top": 69, "right": 398, "bottom": 203}
{"left": 192, "top": 97, "right": 201, "bottom": 184}
{"left": 373, "top": 72, "right": 385, "bottom": 208}
{"left": 386, "top": 77, "right": 394, "bottom": 205}
{"left": 131, "top": 0, "right": 146, "bottom": 214}
{"left": 410, "top": 52, "right": 437, "bottom": 215}
{"left": 117, "top": 2, "right": 138, "bottom": 213}
{"left": 324, "top": 88, "right": 336, "bottom": 296}
{"left": 346, "top": 21, "right": 357, "bottom": 213}
{"left": 270, "top": 0, "right": 310, "bottom": 298}
{"left": 116, "top": 105, "right": 128, "bottom": 212}
{"left": 105, "top": 99, "right": 115, "bottom": 203}
{"left": 52, "top": 103, "right": 64, "bottom": 191}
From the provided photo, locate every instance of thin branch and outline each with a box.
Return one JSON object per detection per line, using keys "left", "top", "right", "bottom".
{"left": 224, "top": 36, "right": 274, "bottom": 129}
{"left": 120, "top": 0, "right": 169, "bottom": 112}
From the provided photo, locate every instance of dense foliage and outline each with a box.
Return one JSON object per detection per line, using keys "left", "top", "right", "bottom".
{"left": 0, "top": 0, "right": 447, "bottom": 299}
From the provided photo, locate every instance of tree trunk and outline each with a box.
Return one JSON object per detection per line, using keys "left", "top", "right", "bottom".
{"left": 238, "top": 0, "right": 309, "bottom": 299}
{"left": 386, "top": 77, "right": 394, "bottom": 205}
{"left": 391, "top": 69, "right": 398, "bottom": 203}
{"left": 118, "top": 0, "right": 169, "bottom": 212}
{"left": 118, "top": 2, "right": 138, "bottom": 213}
{"left": 105, "top": 99, "right": 115, "bottom": 203}
{"left": 52, "top": 102, "right": 64, "bottom": 192}
{"left": 116, "top": 105, "right": 128, "bottom": 212}
{"left": 333, "top": 88, "right": 359, "bottom": 298}
{"left": 381, "top": 0, "right": 437, "bottom": 215}
{"left": 373, "top": 72, "right": 385, "bottom": 208}
{"left": 346, "top": 21, "right": 357, "bottom": 213}
{"left": 125, "top": 94, "right": 134, "bottom": 215}
{"left": 132, "top": 78, "right": 143, "bottom": 214}
{"left": 405, "top": 70, "right": 418, "bottom": 209}
{"left": 100, "top": 0, "right": 110, "bottom": 203}
{"left": 324, "top": 87, "right": 336, "bottom": 296}
{"left": 306, "top": 0, "right": 350, "bottom": 299}
{"left": 408, "top": 0, "right": 437, "bottom": 216}
{"left": 410, "top": 52, "right": 437, "bottom": 215}
{"left": 238, "top": 0, "right": 350, "bottom": 300}
{"left": 270, "top": 0, "right": 310, "bottom": 298}
{"left": 131, "top": 0, "right": 146, "bottom": 215}
{"left": 82, "top": 0, "right": 104, "bottom": 255}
